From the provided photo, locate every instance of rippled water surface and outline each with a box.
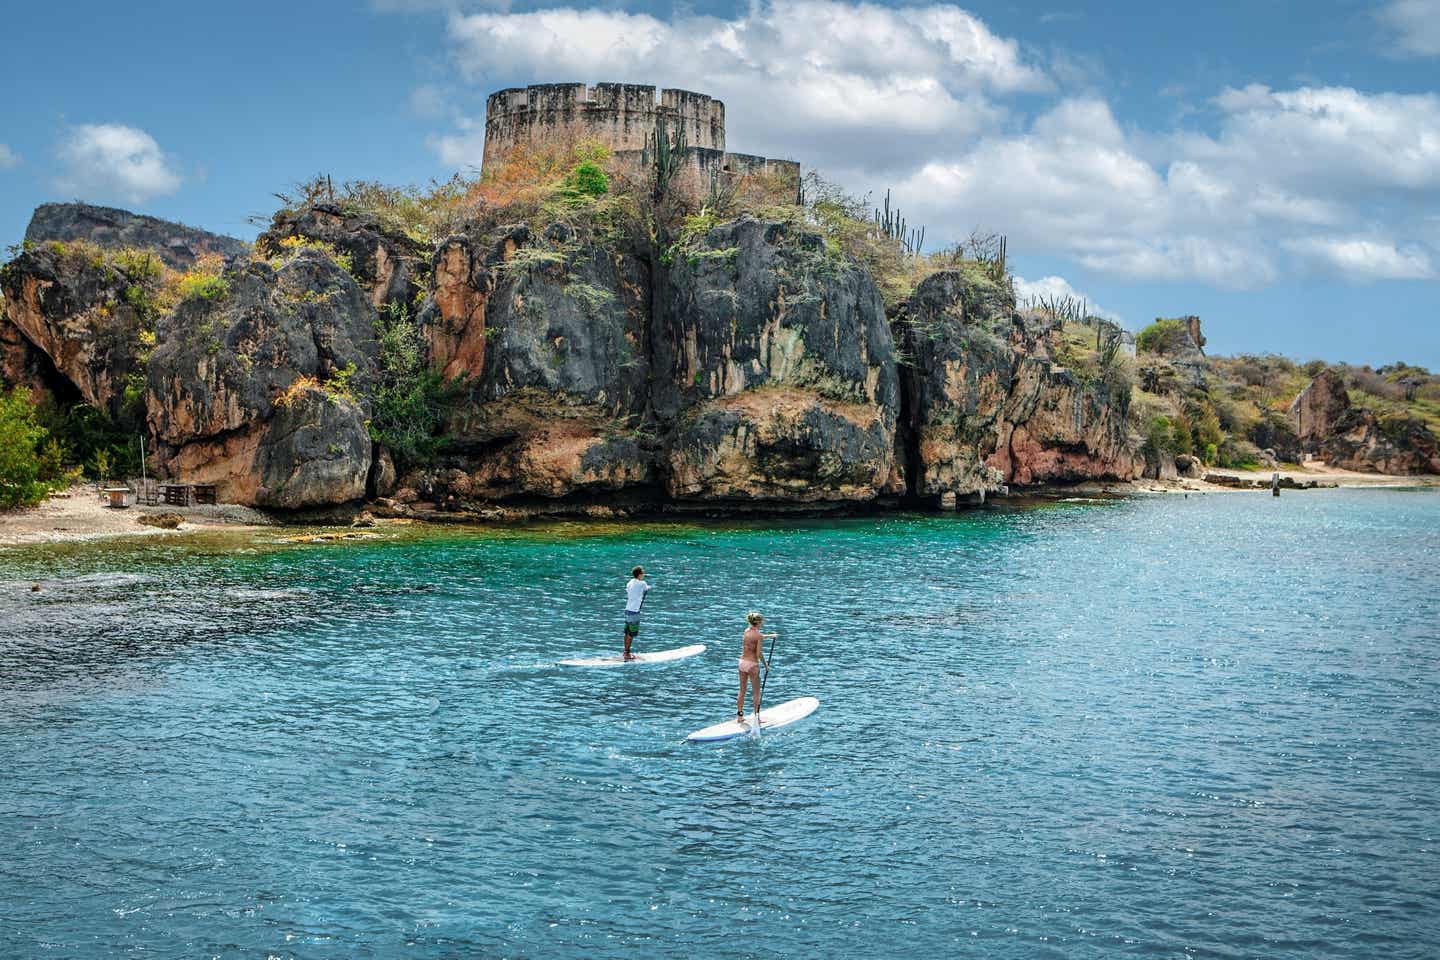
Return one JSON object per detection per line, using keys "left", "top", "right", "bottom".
{"left": 3, "top": 490, "right": 1439, "bottom": 958}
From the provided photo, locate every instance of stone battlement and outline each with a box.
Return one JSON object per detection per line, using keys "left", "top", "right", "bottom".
{"left": 482, "top": 82, "right": 799, "bottom": 205}
{"left": 483, "top": 83, "right": 726, "bottom": 168}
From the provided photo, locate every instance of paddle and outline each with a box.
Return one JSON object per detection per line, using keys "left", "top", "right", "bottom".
{"left": 760, "top": 632, "right": 778, "bottom": 701}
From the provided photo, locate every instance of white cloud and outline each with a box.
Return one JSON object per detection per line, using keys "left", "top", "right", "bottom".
{"left": 896, "top": 85, "right": 1439, "bottom": 287}
{"left": 0, "top": 144, "right": 18, "bottom": 169}
{"left": 427, "top": 115, "right": 488, "bottom": 169}
{"left": 1283, "top": 237, "right": 1435, "bottom": 280}
{"left": 896, "top": 98, "right": 1278, "bottom": 287}
{"left": 437, "top": 1, "right": 1046, "bottom": 171}
{"left": 1378, "top": 0, "right": 1440, "bottom": 57}
{"left": 419, "top": 0, "right": 1437, "bottom": 291}
{"left": 55, "top": 124, "right": 181, "bottom": 204}
{"left": 409, "top": 83, "right": 452, "bottom": 119}
{"left": 1012, "top": 274, "right": 1119, "bottom": 322}
{"left": 1192, "top": 84, "right": 1440, "bottom": 192}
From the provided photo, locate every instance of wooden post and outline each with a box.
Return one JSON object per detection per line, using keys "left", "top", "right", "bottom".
{"left": 1271, "top": 471, "right": 1280, "bottom": 497}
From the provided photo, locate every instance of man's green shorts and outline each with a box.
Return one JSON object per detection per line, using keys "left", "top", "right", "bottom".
{"left": 624, "top": 610, "right": 641, "bottom": 638}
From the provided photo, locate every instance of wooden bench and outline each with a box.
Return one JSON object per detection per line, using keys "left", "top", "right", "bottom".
{"left": 133, "top": 478, "right": 160, "bottom": 506}
{"left": 160, "top": 483, "right": 193, "bottom": 507}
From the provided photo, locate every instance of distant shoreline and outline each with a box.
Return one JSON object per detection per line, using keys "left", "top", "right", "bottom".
{"left": 0, "top": 490, "right": 270, "bottom": 549}
{"left": 2, "top": 468, "right": 1436, "bottom": 550}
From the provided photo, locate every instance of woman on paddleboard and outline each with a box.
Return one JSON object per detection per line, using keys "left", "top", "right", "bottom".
{"left": 737, "top": 611, "right": 775, "bottom": 722}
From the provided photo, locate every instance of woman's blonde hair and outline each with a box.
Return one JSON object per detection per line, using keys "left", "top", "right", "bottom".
{"left": 747, "top": 610, "right": 763, "bottom": 625}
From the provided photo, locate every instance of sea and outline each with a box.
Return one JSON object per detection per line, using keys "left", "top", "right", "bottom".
{"left": 2, "top": 488, "right": 1437, "bottom": 958}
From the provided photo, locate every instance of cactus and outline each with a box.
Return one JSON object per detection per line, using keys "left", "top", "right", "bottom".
{"left": 706, "top": 167, "right": 738, "bottom": 215}
{"left": 872, "top": 189, "right": 925, "bottom": 256}
{"left": 986, "top": 235, "right": 1006, "bottom": 284}
{"left": 1029, "top": 293, "right": 1088, "bottom": 324}
{"left": 649, "top": 116, "right": 688, "bottom": 202}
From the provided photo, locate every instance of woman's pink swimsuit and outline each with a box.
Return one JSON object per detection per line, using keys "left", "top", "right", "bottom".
{"left": 738, "top": 657, "right": 760, "bottom": 676}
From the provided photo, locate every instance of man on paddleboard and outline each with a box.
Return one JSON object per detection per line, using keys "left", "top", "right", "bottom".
{"left": 623, "top": 566, "right": 651, "bottom": 661}
{"left": 737, "top": 611, "right": 775, "bottom": 722}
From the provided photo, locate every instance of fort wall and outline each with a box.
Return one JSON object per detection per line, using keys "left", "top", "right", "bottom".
{"left": 481, "top": 82, "right": 799, "bottom": 205}
{"left": 483, "top": 83, "right": 725, "bottom": 170}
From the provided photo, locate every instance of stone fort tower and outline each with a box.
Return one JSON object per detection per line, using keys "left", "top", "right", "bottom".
{"left": 482, "top": 82, "right": 800, "bottom": 203}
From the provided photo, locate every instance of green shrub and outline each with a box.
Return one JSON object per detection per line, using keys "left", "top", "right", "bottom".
{"left": 1170, "top": 410, "right": 1195, "bottom": 456}
{"left": 91, "top": 448, "right": 114, "bottom": 482}
{"left": 1144, "top": 415, "right": 1176, "bottom": 456}
{"left": 368, "top": 303, "right": 459, "bottom": 468}
{"left": 36, "top": 402, "right": 143, "bottom": 479}
{"left": 1194, "top": 406, "right": 1224, "bottom": 452}
{"left": 562, "top": 160, "right": 609, "bottom": 200}
{"left": 1136, "top": 318, "right": 1191, "bottom": 355}
{"left": 176, "top": 270, "right": 228, "bottom": 302}
{"left": 0, "top": 387, "right": 51, "bottom": 508}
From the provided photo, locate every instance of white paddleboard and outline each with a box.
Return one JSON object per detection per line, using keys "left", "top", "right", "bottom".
{"left": 558, "top": 643, "right": 706, "bottom": 667}
{"left": 686, "top": 696, "right": 820, "bottom": 743}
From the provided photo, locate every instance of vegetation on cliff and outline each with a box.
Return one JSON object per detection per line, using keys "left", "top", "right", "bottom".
{"left": 1128, "top": 314, "right": 1440, "bottom": 471}
{"left": 0, "top": 387, "right": 53, "bottom": 507}
{"left": 3, "top": 133, "right": 1436, "bottom": 514}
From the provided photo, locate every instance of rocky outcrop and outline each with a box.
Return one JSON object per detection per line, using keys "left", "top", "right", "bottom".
{"left": 1, "top": 201, "right": 1150, "bottom": 513}
{"left": 25, "top": 203, "right": 244, "bottom": 270}
{"left": 1289, "top": 370, "right": 1440, "bottom": 474}
{"left": 258, "top": 203, "right": 426, "bottom": 312}
{"left": 1175, "top": 454, "right": 1205, "bottom": 479}
{"left": 0, "top": 244, "right": 147, "bottom": 417}
{"left": 1289, "top": 370, "right": 1351, "bottom": 442}
{"left": 409, "top": 223, "right": 657, "bottom": 502}
{"left": 895, "top": 271, "right": 1142, "bottom": 502}
{"left": 654, "top": 219, "right": 899, "bottom": 502}
{"left": 1318, "top": 413, "right": 1440, "bottom": 474}
{"left": 1247, "top": 409, "right": 1301, "bottom": 464}
{"left": 1140, "top": 315, "right": 1207, "bottom": 387}
{"left": 1141, "top": 447, "right": 1179, "bottom": 481}
{"left": 999, "top": 362, "right": 1141, "bottom": 485}
{"left": 0, "top": 300, "right": 70, "bottom": 407}
{"left": 421, "top": 232, "right": 503, "bottom": 381}
{"left": 146, "top": 250, "right": 378, "bottom": 507}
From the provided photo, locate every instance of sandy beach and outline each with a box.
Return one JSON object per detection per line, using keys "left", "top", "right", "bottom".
{"left": 0, "top": 488, "right": 272, "bottom": 548}
{"left": 1161, "top": 461, "right": 1440, "bottom": 494}
{"left": 1023, "top": 460, "right": 1440, "bottom": 499}
{"left": 3, "top": 463, "right": 1437, "bottom": 549}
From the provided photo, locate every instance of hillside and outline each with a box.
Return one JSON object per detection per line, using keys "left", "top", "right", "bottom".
{"left": 1, "top": 147, "right": 1435, "bottom": 514}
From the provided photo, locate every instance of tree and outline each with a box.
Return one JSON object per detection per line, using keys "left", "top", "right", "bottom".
{"left": 0, "top": 387, "right": 51, "bottom": 508}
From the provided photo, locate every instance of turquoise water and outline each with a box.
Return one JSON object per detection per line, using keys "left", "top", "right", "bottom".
{"left": 2, "top": 490, "right": 1438, "bottom": 958}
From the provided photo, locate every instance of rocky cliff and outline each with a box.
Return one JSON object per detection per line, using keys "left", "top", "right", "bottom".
{"left": 410, "top": 222, "right": 656, "bottom": 503}
{"left": 2, "top": 201, "right": 1153, "bottom": 512}
{"left": 654, "top": 219, "right": 899, "bottom": 504}
{"left": 894, "top": 271, "right": 1142, "bottom": 504}
{"left": 145, "top": 250, "right": 379, "bottom": 508}
{"left": 0, "top": 242, "right": 148, "bottom": 416}
{"left": 1290, "top": 370, "right": 1440, "bottom": 474}
{"left": 25, "top": 202, "right": 246, "bottom": 270}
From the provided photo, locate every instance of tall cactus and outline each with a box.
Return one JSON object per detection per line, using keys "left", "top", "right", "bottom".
{"left": 986, "top": 235, "right": 1006, "bottom": 284}
{"left": 650, "top": 115, "right": 688, "bottom": 202}
{"left": 873, "top": 189, "right": 925, "bottom": 256}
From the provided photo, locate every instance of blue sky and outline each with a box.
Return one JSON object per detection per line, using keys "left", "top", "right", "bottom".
{"left": 2, "top": 0, "right": 1437, "bottom": 366}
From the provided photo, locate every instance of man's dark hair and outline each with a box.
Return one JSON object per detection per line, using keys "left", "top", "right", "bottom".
{"left": 632, "top": 566, "right": 644, "bottom": 578}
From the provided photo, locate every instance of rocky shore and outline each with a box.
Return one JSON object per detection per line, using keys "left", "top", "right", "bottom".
{"left": 2, "top": 200, "right": 1436, "bottom": 526}
{"left": 0, "top": 489, "right": 268, "bottom": 548}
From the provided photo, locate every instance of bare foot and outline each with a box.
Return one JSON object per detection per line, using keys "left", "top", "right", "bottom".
{"left": 623, "top": 653, "right": 637, "bottom": 662}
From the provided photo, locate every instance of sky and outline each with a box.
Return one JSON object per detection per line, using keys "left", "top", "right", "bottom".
{"left": 1, "top": 0, "right": 1437, "bottom": 367}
